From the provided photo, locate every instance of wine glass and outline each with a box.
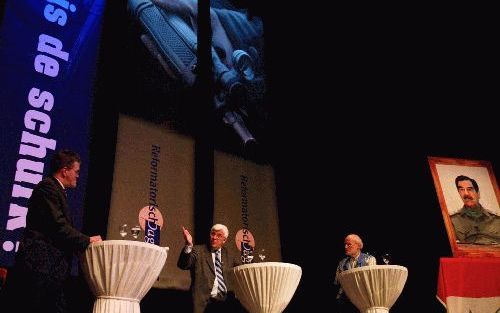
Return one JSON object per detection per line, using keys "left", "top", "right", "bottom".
{"left": 119, "top": 224, "right": 128, "bottom": 238}
{"left": 131, "top": 225, "right": 141, "bottom": 240}
{"left": 258, "top": 249, "right": 266, "bottom": 261}
{"left": 382, "top": 253, "right": 391, "bottom": 265}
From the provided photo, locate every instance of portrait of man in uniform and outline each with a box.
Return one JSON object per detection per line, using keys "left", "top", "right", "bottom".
{"left": 451, "top": 175, "right": 500, "bottom": 245}
{"left": 428, "top": 157, "right": 500, "bottom": 257}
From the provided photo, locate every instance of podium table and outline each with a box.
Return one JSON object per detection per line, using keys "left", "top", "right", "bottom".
{"left": 81, "top": 240, "right": 168, "bottom": 313}
{"left": 437, "top": 257, "right": 500, "bottom": 313}
{"left": 338, "top": 265, "right": 408, "bottom": 313}
{"left": 232, "top": 262, "right": 302, "bottom": 313}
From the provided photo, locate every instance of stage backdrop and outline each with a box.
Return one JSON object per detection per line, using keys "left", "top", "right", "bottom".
{"left": 214, "top": 151, "right": 281, "bottom": 264}
{"left": 107, "top": 114, "right": 195, "bottom": 289}
{"left": 0, "top": 0, "right": 106, "bottom": 267}
{"left": 107, "top": 114, "right": 280, "bottom": 289}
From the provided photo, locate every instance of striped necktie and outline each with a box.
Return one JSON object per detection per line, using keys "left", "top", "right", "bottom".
{"left": 215, "top": 250, "right": 227, "bottom": 296}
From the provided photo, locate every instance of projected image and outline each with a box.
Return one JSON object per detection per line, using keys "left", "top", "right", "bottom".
{"left": 127, "top": 0, "right": 267, "bottom": 151}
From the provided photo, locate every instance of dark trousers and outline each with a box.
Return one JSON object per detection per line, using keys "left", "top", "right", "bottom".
{"left": 204, "top": 292, "right": 247, "bottom": 313}
{"left": 336, "top": 296, "right": 360, "bottom": 313}
{"left": 4, "top": 240, "right": 71, "bottom": 313}
{"left": 3, "top": 266, "right": 68, "bottom": 313}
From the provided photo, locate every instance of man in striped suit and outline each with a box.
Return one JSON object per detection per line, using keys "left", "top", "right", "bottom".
{"left": 178, "top": 224, "right": 245, "bottom": 313}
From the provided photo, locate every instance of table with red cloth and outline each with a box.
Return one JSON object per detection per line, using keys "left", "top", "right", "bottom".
{"left": 437, "top": 257, "right": 500, "bottom": 313}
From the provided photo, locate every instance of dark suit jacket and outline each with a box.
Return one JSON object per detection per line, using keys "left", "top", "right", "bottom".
{"left": 17, "top": 176, "right": 90, "bottom": 282}
{"left": 5, "top": 176, "right": 91, "bottom": 313}
{"left": 178, "top": 244, "right": 242, "bottom": 313}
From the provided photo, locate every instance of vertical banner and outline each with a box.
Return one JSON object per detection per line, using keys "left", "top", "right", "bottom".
{"left": 107, "top": 114, "right": 195, "bottom": 289}
{"left": 0, "top": 0, "right": 106, "bottom": 266}
{"left": 214, "top": 150, "right": 282, "bottom": 264}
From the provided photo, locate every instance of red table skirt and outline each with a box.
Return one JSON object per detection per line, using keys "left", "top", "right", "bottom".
{"left": 437, "top": 257, "right": 500, "bottom": 312}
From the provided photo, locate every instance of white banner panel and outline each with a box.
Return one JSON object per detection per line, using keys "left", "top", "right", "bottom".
{"left": 107, "top": 114, "right": 194, "bottom": 289}
{"left": 214, "top": 150, "right": 281, "bottom": 264}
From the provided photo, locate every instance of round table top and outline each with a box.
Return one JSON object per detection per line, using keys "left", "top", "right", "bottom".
{"left": 233, "top": 261, "right": 302, "bottom": 271}
{"left": 88, "top": 239, "right": 168, "bottom": 253}
{"left": 339, "top": 264, "right": 407, "bottom": 276}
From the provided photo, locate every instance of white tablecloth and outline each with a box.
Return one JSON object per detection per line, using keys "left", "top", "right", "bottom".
{"left": 338, "top": 265, "right": 408, "bottom": 313}
{"left": 232, "top": 262, "right": 302, "bottom": 313}
{"left": 81, "top": 240, "right": 168, "bottom": 313}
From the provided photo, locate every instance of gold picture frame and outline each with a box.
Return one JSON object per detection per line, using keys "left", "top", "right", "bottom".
{"left": 428, "top": 156, "right": 500, "bottom": 257}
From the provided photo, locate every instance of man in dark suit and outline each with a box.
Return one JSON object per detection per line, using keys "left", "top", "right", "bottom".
{"left": 5, "top": 149, "right": 102, "bottom": 313}
{"left": 178, "top": 223, "right": 245, "bottom": 313}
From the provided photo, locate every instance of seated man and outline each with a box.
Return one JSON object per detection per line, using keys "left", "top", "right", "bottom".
{"left": 334, "top": 233, "right": 376, "bottom": 313}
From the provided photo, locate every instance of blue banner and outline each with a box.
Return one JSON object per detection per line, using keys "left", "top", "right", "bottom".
{"left": 0, "top": 0, "right": 106, "bottom": 266}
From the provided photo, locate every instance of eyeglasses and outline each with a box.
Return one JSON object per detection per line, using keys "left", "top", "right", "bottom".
{"left": 210, "top": 232, "right": 225, "bottom": 240}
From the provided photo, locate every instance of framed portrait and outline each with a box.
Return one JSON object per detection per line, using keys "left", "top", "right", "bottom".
{"left": 428, "top": 157, "right": 500, "bottom": 257}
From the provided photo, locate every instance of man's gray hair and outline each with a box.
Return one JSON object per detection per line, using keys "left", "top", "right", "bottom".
{"left": 211, "top": 224, "right": 229, "bottom": 238}
{"left": 346, "top": 234, "right": 363, "bottom": 249}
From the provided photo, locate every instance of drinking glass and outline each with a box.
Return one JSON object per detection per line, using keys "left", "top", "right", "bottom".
{"left": 119, "top": 224, "right": 128, "bottom": 238}
{"left": 382, "top": 253, "right": 391, "bottom": 265}
{"left": 258, "top": 248, "right": 266, "bottom": 261}
{"left": 131, "top": 225, "right": 141, "bottom": 239}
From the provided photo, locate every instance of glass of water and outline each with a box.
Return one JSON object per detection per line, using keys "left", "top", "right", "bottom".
{"left": 258, "top": 249, "right": 266, "bottom": 261}
{"left": 131, "top": 225, "right": 141, "bottom": 240}
{"left": 382, "top": 253, "right": 391, "bottom": 265}
{"left": 119, "top": 224, "right": 128, "bottom": 238}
